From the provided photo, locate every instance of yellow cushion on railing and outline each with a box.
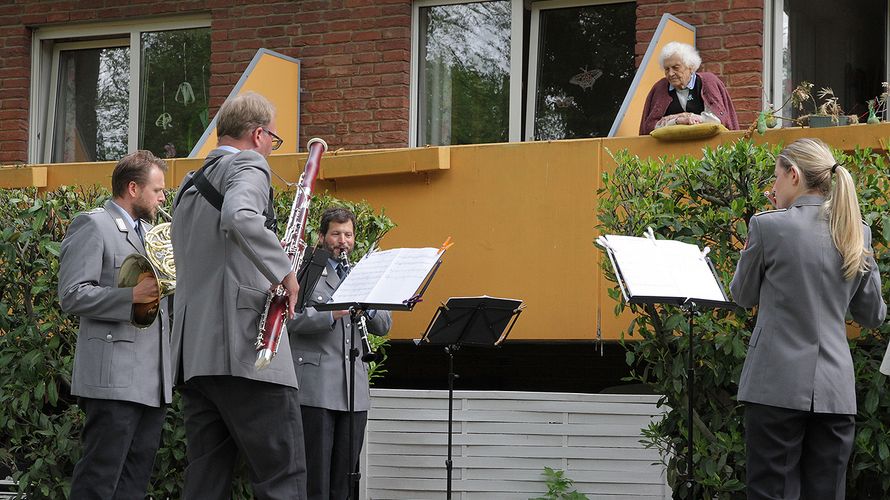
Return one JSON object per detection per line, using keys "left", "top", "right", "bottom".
{"left": 650, "top": 123, "right": 729, "bottom": 141}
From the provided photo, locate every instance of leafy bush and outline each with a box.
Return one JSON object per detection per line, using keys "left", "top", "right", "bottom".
{"left": 598, "top": 140, "right": 890, "bottom": 498}
{"left": 0, "top": 185, "right": 394, "bottom": 499}
{"left": 529, "top": 467, "right": 589, "bottom": 500}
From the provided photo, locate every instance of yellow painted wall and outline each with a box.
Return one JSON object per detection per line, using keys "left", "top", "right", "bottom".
{"left": 190, "top": 49, "right": 301, "bottom": 158}
{"left": 4, "top": 124, "right": 890, "bottom": 341}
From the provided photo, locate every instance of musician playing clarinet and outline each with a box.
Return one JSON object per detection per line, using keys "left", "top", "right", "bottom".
{"left": 288, "top": 207, "right": 392, "bottom": 500}
{"left": 171, "top": 92, "right": 307, "bottom": 499}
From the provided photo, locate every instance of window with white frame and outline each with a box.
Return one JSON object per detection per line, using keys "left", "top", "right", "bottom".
{"left": 764, "top": 0, "right": 886, "bottom": 121}
{"left": 411, "top": 0, "right": 635, "bottom": 146}
{"left": 30, "top": 16, "right": 210, "bottom": 163}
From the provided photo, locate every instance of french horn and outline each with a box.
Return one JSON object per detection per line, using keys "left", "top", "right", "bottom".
{"left": 116, "top": 207, "right": 176, "bottom": 328}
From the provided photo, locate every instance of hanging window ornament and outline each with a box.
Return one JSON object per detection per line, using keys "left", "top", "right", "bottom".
{"left": 175, "top": 82, "right": 195, "bottom": 105}
{"left": 569, "top": 66, "right": 603, "bottom": 91}
{"left": 175, "top": 44, "right": 196, "bottom": 105}
{"left": 156, "top": 81, "right": 173, "bottom": 130}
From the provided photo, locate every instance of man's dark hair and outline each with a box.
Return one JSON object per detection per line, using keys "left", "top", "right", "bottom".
{"left": 111, "top": 150, "right": 168, "bottom": 197}
{"left": 319, "top": 207, "right": 356, "bottom": 236}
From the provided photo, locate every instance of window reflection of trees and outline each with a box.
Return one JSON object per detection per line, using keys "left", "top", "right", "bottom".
{"left": 534, "top": 3, "right": 635, "bottom": 140}
{"left": 420, "top": 1, "right": 510, "bottom": 146}
{"left": 139, "top": 28, "right": 210, "bottom": 158}
{"left": 96, "top": 48, "right": 129, "bottom": 161}
{"left": 53, "top": 46, "right": 129, "bottom": 163}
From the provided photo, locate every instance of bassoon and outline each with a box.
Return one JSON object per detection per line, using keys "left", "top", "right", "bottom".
{"left": 255, "top": 137, "right": 328, "bottom": 370}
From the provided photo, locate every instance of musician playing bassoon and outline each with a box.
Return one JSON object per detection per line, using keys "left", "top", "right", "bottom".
{"left": 288, "top": 207, "right": 392, "bottom": 500}
{"left": 58, "top": 150, "right": 172, "bottom": 499}
{"left": 170, "top": 92, "right": 307, "bottom": 499}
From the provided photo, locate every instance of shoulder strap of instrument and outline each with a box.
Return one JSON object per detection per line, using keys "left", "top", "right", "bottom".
{"left": 174, "top": 154, "right": 278, "bottom": 233}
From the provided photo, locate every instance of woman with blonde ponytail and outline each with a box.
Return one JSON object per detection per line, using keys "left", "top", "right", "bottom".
{"left": 730, "top": 138, "right": 886, "bottom": 499}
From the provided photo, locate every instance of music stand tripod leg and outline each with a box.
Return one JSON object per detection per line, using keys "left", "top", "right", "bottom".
{"left": 682, "top": 300, "right": 698, "bottom": 495}
{"left": 444, "top": 344, "right": 460, "bottom": 500}
{"left": 348, "top": 306, "right": 361, "bottom": 499}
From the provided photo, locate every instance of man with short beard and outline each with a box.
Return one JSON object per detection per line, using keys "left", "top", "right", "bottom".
{"left": 288, "top": 207, "right": 392, "bottom": 500}
{"left": 58, "top": 150, "right": 173, "bottom": 499}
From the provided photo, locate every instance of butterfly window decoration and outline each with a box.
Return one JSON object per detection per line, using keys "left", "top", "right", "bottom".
{"left": 569, "top": 66, "right": 603, "bottom": 91}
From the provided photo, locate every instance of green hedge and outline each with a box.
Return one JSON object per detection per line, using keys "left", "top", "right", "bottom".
{"left": 0, "top": 186, "right": 394, "bottom": 499}
{"left": 598, "top": 140, "right": 890, "bottom": 499}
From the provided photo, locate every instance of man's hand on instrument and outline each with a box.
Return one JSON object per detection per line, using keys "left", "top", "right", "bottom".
{"left": 132, "top": 273, "right": 159, "bottom": 304}
{"left": 282, "top": 271, "right": 300, "bottom": 319}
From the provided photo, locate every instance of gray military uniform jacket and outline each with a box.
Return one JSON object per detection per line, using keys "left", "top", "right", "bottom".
{"left": 171, "top": 148, "right": 298, "bottom": 388}
{"left": 730, "top": 194, "right": 886, "bottom": 414}
{"left": 58, "top": 200, "right": 173, "bottom": 407}
{"left": 287, "top": 262, "right": 392, "bottom": 411}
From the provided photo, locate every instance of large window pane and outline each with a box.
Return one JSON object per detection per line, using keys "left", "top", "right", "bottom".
{"left": 52, "top": 46, "right": 129, "bottom": 163}
{"left": 782, "top": 0, "right": 885, "bottom": 119}
{"left": 533, "top": 2, "right": 635, "bottom": 140}
{"left": 139, "top": 27, "right": 211, "bottom": 158}
{"left": 418, "top": 1, "right": 510, "bottom": 146}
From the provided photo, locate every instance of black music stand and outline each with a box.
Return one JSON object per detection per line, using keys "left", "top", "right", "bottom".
{"left": 598, "top": 232, "right": 732, "bottom": 495}
{"left": 295, "top": 246, "right": 330, "bottom": 313}
{"left": 415, "top": 296, "right": 524, "bottom": 499}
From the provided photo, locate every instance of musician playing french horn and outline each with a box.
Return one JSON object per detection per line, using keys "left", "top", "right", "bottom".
{"left": 288, "top": 207, "right": 392, "bottom": 500}
{"left": 170, "top": 92, "right": 307, "bottom": 500}
{"left": 58, "top": 150, "right": 173, "bottom": 499}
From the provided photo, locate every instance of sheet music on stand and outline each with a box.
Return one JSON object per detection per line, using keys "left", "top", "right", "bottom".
{"left": 596, "top": 229, "right": 732, "bottom": 308}
{"left": 313, "top": 246, "right": 445, "bottom": 312}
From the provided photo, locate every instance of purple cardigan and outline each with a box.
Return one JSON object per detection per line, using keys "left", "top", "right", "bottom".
{"left": 639, "top": 72, "right": 739, "bottom": 135}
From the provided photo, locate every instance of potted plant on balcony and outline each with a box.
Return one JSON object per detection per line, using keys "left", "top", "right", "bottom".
{"left": 758, "top": 82, "right": 858, "bottom": 131}
{"left": 792, "top": 83, "right": 860, "bottom": 127}
{"left": 865, "top": 82, "right": 888, "bottom": 124}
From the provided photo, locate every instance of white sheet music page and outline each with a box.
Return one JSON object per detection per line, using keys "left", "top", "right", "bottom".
{"left": 601, "top": 234, "right": 726, "bottom": 302}
{"left": 330, "top": 247, "right": 441, "bottom": 305}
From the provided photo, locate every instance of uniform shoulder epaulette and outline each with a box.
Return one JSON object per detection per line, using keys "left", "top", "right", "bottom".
{"left": 752, "top": 208, "right": 786, "bottom": 217}
{"left": 81, "top": 207, "right": 105, "bottom": 216}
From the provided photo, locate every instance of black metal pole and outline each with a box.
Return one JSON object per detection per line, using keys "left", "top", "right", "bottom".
{"left": 348, "top": 307, "right": 361, "bottom": 499}
{"left": 445, "top": 344, "right": 458, "bottom": 500}
{"left": 686, "top": 302, "right": 696, "bottom": 494}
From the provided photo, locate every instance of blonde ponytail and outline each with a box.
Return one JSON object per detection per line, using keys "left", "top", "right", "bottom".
{"left": 777, "top": 138, "right": 869, "bottom": 280}
{"left": 828, "top": 165, "right": 869, "bottom": 280}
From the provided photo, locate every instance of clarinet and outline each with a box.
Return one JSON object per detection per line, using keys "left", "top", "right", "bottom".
{"left": 255, "top": 138, "right": 328, "bottom": 370}
{"left": 338, "top": 250, "right": 382, "bottom": 363}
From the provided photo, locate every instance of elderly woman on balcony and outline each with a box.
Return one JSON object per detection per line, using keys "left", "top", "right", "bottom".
{"left": 639, "top": 42, "right": 739, "bottom": 135}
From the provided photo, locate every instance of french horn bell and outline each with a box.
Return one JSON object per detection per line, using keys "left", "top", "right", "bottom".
{"left": 116, "top": 207, "right": 176, "bottom": 328}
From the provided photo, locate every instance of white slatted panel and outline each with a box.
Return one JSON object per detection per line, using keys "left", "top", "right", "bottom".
{"left": 361, "top": 389, "right": 671, "bottom": 499}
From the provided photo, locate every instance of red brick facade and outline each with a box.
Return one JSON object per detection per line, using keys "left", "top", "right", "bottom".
{"left": 636, "top": 0, "right": 764, "bottom": 127}
{"left": 0, "top": 0, "right": 763, "bottom": 164}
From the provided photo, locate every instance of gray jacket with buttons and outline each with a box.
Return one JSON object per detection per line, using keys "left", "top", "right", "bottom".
{"left": 58, "top": 200, "right": 173, "bottom": 407}
{"left": 287, "top": 262, "right": 392, "bottom": 411}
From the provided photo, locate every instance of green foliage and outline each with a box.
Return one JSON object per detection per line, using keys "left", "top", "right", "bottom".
{"left": 598, "top": 140, "right": 890, "bottom": 498}
{"left": 529, "top": 467, "right": 589, "bottom": 500}
{"left": 0, "top": 185, "right": 394, "bottom": 498}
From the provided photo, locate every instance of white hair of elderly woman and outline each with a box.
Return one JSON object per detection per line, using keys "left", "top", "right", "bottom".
{"left": 659, "top": 42, "right": 702, "bottom": 72}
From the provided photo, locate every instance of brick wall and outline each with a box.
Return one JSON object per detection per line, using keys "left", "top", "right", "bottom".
{"left": 636, "top": 0, "right": 764, "bottom": 128}
{"left": 1, "top": 0, "right": 764, "bottom": 164}
{"left": 0, "top": 0, "right": 411, "bottom": 163}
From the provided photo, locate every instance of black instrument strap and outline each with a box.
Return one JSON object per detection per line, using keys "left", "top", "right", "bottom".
{"left": 175, "top": 154, "right": 278, "bottom": 232}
